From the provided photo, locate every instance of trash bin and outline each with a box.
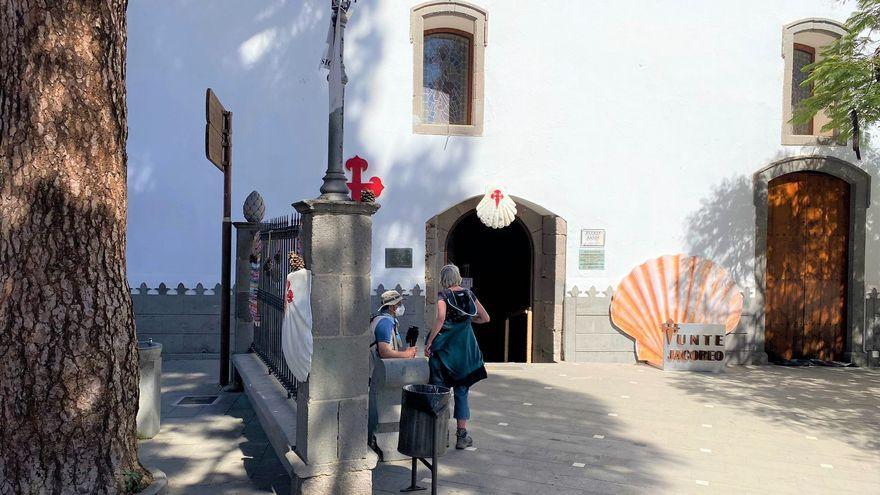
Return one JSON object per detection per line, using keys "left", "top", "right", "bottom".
{"left": 137, "top": 340, "right": 162, "bottom": 439}
{"left": 398, "top": 384, "right": 451, "bottom": 494}
{"left": 398, "top": 384, "right": 451, "bottom": 458}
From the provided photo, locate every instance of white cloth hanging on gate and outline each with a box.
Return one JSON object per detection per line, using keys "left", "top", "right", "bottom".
{"left": 281, "top": 269, "right": 313, "bottom": 382}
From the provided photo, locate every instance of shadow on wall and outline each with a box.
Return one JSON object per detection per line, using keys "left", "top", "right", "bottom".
{"left": 682, "top": 175, "right": 755, "bottom": 289}
{"left": 126, "top": 0, "right": 476, "bottom": 287}
{"left": 858, "top": 141, "right": 880, "bottom": 289}
{"left": 683, "top": 145, "right": 880, "bottom": 290}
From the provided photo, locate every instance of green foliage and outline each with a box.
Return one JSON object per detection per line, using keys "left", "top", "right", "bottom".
{"left": 793, "top": 0, "right": 880, "bottom": 141}
{"left": 121, "top": 470, "right": 145, "bottom": 494}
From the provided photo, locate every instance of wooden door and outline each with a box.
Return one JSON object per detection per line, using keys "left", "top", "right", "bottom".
{"left": 766, "top": 172, "right": 849, "bottom": 361}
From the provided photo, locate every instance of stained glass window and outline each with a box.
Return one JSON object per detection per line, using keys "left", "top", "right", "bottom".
{"left": 423, "top": 32, "right": 471, "bottom": 125}
{"left": 791, "top": 45, "right": 814, "bottom": 135}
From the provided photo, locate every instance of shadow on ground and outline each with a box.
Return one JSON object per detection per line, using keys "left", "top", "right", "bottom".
{"left": 667, "top": 364, "right": 880, "bottom": 454}
{"left": 374, "top": 364, "right": 672, "bottom": 495}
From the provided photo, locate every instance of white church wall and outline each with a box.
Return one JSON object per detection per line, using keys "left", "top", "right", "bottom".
{"left": 126, "top": 0, "right": 878, "bottom": 299}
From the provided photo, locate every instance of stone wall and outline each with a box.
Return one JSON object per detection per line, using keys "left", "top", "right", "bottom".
{"left": 131, "top": 282, "right": 223, "bottom": 359}
{"left": 864, "top": 289, "right": 880, "bottom": 365}
{"left": 370, "top": 284, "right": 426, "bottom": 340}
{"left": 132, "top": 282, "right": 425, "bottom": 359}
{"left": 562, "top": 286, "right": 761, "bottom": 365}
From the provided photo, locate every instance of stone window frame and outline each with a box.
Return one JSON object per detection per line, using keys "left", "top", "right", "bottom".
{"left": 411, "top": 1, "right": 487, "bottom": 137}
{"left": 781, "top": 18, "right": 847, "bottom": 146}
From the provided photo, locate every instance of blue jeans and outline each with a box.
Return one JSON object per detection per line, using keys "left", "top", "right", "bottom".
{"left": 428, "top": 356, "right": 471, "bottom": 420}
{"left": 452, "top": 385, "right": 470, "bottom": 420}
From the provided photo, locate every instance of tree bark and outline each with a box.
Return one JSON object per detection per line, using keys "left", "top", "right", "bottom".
{"left": 0, "top": 1, "right": 149, "bottom": 493}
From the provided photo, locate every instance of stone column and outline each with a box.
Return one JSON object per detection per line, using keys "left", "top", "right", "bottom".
{"left": 233, "top": 222, "right": 260, "bottom": 355}
{"left": 290, "top": 199, "right": 379, "bottom": 494}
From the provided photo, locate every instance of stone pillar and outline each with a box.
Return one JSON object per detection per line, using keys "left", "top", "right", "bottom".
{"left": 291, "top": 199, "right": 379, "bottom": 494}
{"left": 233, "top": 222, "right": 260, "bottom": 355}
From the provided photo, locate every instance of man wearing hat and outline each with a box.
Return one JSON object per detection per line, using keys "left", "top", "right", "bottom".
{"left": 371, "top": 290, "right": 417, "bottom": 359}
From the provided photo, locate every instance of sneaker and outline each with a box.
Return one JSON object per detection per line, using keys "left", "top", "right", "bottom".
{"left": 455, "top": 428, "right": 473, "bottom": 450}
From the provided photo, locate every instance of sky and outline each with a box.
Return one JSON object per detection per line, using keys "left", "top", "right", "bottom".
{"left": 126, "top": 0, "right": 333, "bottom": 286}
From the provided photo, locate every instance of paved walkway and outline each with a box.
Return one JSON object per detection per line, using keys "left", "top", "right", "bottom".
{"left": 375, "top": 362, "right": 880, "bottom": 494}
{"left": 138, "top": 360, "right": 290, "bottom": 494}
{"left": 140, "top": 360, "right": 880, "bottom": 494}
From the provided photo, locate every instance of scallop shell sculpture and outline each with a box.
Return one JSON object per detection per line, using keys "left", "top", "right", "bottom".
{"left": 610, "top": 254, "right": 744, "bottom": 367}
{"left": 476, "top": 187, "right": 517, "bottom": 229}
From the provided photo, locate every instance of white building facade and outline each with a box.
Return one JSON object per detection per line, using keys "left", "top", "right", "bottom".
{"left": 126, "top": 1, "right": 880, "bottom": 366}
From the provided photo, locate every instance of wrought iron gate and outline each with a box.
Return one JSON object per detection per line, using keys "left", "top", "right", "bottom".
{"left": 253, "top": 213, "right": 301, "bottom": 397}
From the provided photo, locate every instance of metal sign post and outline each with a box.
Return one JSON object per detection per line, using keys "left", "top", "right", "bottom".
{"left": 205, "top": 88, "right": 233, "bottom": 386}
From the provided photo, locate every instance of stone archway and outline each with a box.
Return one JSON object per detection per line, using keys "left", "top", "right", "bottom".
{"left": 425, "top": 195, "right": 567, "bottom": 363}
{"left": 754, "top": 155, "right": 871, "bottom": 365}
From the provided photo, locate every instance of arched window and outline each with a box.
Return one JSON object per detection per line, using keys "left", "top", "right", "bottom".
{"left": 411, "top": 1, "right": 487, "bottom": 136}
{"left": 781, "top": 19, "right": 847, "bottom": 145}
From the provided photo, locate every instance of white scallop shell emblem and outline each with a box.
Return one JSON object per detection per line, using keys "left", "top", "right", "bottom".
{"left": 476, "top": 187, "right": 516, "bottom": 229}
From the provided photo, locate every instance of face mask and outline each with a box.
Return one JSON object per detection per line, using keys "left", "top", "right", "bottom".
{"left": 394, "top": 305, "right": 406, "bottom": 317}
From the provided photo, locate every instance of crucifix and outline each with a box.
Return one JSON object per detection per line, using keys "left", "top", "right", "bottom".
{"left": 490, "top": 189, "right": 503, "bottom": 207}
{"left": 345, "top": 155, "right": 384, "bottom": 202}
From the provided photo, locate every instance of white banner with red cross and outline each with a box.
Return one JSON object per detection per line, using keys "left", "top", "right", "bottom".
{"left": 281, "top": 269, "right": 313, "bottom": 382}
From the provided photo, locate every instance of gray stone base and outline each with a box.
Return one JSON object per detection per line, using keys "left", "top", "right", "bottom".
{"left": 372, "top": 431, "right": 408, "bottom": 462}
{"left": 140, "top": 468, "right": 168, "bottom": 495}
{"left": 845, "top": 351, "right": 870, "bottom": 367}
{"left": 726, "top": 350, "right": 768, "bottom": 365}
{"left": 293, "top": 468, "right": 373, "bottom": 495}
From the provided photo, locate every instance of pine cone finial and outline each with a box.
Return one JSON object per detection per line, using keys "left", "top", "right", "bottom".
{"left": 361, "top": 188, "right": 376, "bottom": 204}
{"left": 288, "top": 252, "right": 305, "bottom": 272}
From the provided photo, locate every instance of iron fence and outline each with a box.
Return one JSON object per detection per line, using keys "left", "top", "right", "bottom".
{"left": 253, "top": 213, "right": 302, "bottom": 397}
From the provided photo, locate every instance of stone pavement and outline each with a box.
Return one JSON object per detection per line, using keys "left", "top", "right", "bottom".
{"left": 138, "top": 360, "right": 290, "bottom": 494}
{"left": 375, "top": 362, "right": 880, "bottom": 494}
{"left": 140, "top": 359, "right": 880, "bottom": 494}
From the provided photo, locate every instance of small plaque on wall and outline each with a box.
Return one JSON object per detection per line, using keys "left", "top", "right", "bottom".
{"left": 580, "top": 229, "right": 605, "bottom": 247}
{"left": 579, "top": 248, "right": 605, "bottom": 270}
{"left": 385, "top": 248, "right": 413, "bottom": 268}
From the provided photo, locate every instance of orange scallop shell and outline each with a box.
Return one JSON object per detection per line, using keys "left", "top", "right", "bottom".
{"left": 610, "top": 254, "right": 744, "bottom": 367}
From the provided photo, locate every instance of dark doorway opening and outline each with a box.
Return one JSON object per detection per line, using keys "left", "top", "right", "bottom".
{"left": 446, "top": 211, "right": 532, "bottom": 362}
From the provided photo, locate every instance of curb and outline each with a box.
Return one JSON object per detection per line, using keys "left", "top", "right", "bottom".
{"left": 139, "top": 468, "right": 168, "bottom": 495}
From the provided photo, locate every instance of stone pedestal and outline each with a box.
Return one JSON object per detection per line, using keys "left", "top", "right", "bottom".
{"left": 233, "top": 222, "right": 260, "bottom": 355}
{"left": 369, "top": 357, "right": 429, "bottom": 461}
{"left": 291, "top": 199, "right": 379, "bottom": 495}
{"left": 137, "top": 341, "right": 162, "bottom": 439}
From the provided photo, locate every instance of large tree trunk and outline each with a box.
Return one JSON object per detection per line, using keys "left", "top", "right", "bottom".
{"left": 0, "top": 1, "right": 149, "bottom": 493}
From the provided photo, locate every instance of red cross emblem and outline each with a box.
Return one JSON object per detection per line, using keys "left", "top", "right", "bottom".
{"left": 491, "top": 189, "right": 503, "bottom": 207}
{"left": 286, "top": 280, "right": 294, "bottom": 304}
{"left": 345, "top": 156, "right": 384, "bottom": 202}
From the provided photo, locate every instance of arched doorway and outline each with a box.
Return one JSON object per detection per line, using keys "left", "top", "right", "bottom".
{"left": 754, "top": 155, "right": 871, "bottom": 365}
{"left": 425, "top": 195, "right": 567, "bottom": 363}
{"left": 446, "top": 212, "right": 532, "bottom": 362}
{"left": 765, "top": 172, "right": 849, "bottom": 361}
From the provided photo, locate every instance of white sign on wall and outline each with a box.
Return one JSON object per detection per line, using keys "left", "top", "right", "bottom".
{"left": 661, "top": 323, "right": 726, "bottom": 372}
{"left": 580, "top": 229, "right": 605, "bottom": 247}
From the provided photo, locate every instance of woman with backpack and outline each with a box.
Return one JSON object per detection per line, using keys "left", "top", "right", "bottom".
{"left": 424, "top": 263, "right": 490, "bottom": 449}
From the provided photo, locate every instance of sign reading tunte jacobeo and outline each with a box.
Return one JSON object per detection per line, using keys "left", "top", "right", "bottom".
{"left": 661, "top": 322, "right": 726, "bottom": 372}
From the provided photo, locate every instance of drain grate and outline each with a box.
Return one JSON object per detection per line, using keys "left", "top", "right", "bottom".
{"left": 175, "top": 395, "right": 219, "bottom": 406}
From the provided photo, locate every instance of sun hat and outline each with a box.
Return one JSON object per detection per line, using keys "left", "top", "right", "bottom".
{"left": 379, "top": 290, "right": 404, "bottom": 309}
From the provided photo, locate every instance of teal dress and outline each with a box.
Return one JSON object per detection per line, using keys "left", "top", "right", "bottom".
{"left": 429, "top": 289, "right": 487, "bottom": 389}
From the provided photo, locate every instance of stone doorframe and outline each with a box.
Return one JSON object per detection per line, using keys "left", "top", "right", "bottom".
{"left": 753, "top": 155, "right": 871, "bottom": 365}
{"left": 425, "top": 195, "right": 567, "bottom": 362}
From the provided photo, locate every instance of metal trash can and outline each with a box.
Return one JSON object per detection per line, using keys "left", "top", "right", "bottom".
{"left": 137, "top": 340, "right": 162, "bottom": 439}
{"left": 398, "top": 384, "right": 451, "bottom": 493}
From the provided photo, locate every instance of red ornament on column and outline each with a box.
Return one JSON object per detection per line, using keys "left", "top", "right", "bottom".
{"left": 345, "top": 155, "right": 384, "bottom": 202}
